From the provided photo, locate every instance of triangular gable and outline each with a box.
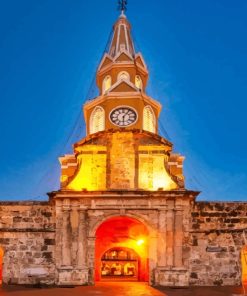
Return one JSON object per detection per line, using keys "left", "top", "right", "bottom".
{"left": 114, "top": 49, "right": 134, "bottom": 63}
{"left": 115, "top": 52, "right": 133, "bottom": 63}
{"left": 98, "top": 54, "right": 113, "bottom": 71}
{"left": 108, "top": 80, "right": 139, "bottom": 93}
{"left": 135, "top": 53, "right": 147, "bottom": 69}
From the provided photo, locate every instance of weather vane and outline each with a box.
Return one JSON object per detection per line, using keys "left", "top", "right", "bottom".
{"left": 118, "top": 0, "right": 128, "bottom": 13}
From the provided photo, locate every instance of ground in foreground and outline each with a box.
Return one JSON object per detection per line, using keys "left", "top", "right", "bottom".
{"left": 0, "top": 282, "right": 245, "bottom": 296}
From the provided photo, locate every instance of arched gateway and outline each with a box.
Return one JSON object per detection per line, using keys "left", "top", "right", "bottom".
{"left": 95, "top": 216, "right": 150, "bottom": 282}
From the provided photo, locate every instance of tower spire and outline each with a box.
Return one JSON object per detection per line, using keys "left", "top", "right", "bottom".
{"left": 118, "top": 0, "right": 128, "bottom": 14}
{"left": 108, "top": 7, "right": 135, "bottom": 58}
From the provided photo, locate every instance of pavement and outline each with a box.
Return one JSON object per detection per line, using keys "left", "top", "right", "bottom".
{"left": 0, "top": 282, "right": 246, "bottom": 296}
{"left": 157, "top": 285, "right": 246, "bottom": 296}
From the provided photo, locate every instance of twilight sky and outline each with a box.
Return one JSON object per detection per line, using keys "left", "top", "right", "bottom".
{"left": 0, "top": 0, "right": 247, "bottom": 201}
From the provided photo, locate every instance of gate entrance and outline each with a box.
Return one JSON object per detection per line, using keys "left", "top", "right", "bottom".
{"left": 95, "top": 216, "right": 149, "bottom": 282}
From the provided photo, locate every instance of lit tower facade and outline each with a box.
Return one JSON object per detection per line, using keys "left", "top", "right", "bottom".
{"left": 50, "top": 11, "right": 199, "bottom": 286}
{"left": 59, "top": 13, "right": 184, "bottom": 192}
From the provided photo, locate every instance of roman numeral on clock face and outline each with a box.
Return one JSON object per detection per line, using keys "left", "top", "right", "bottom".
{"left": 110, "top": 106, "right": 137, "bottom": 127}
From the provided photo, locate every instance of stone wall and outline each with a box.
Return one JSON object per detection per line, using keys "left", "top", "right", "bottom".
{"left": 1, "top": 198, "right": 246, "bottom": 287}
{"left": 0, "top": 202, "right": 55, "bottom": 285}
{"left": 52, "top": 191, "right": 197, "bottom": 286}
{"left": 189, "top": 201, "right": 247, "bottom": 286}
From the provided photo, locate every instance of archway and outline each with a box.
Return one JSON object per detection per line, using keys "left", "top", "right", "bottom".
{"left": 0, "top": 247, "right": 3, "bottom": 286}
{"left": 95, "top": 216, "right": 149, "bottom": 282}
{"left": 242, "top": 246, "right": 247, "bottom": 290}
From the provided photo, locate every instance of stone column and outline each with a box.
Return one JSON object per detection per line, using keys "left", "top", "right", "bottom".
{"left": 157, "top": 208, "right": 167, "bottom": 267}
{"left": 61, "top": 206, "right": 72, "bottom": 267}
{"left": 70, "top": 200, "right": 79, "bottom": 267}
{"left": 87, "top": 237, "right": 96, "bottom": 285}
{"left": 166, "top": 203, "right": 174, "bottom": 266}
{"left": 55, "top": 200, "right": 63, "bottom": 268}
{"left": 77, "top": 207, "right": 87, "bottom": 268}
{"left": 149, "top": 234, "right": 158, "bottom": 285}
{"left": 174, "top": 206, "right": 183, "bottom": 267}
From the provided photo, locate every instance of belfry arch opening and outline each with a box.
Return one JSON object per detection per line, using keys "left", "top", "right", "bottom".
{"left": 95, "top": 216, "right": 149, "bottom": 282}
{"left": 0, "top": 247, "right": 3, "bottom": 286}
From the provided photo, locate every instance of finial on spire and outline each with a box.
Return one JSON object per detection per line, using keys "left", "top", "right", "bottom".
{"left": 118, "top": 0, "right": 128, "bottom": 14}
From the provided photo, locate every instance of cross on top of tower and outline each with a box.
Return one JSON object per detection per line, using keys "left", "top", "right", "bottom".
{"left": 118, "top": 0, "right": 128, "bottom": 13}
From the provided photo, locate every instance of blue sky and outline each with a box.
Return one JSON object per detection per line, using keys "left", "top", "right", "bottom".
{"left": 0, "top": 0, "right": 246, "bottom": 201}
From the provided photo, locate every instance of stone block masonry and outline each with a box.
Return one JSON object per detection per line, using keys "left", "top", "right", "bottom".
{"left": 0, "top": 199, "right": 246, "bottom": 287}
{"left": 189, "top": 202, "right": 247, "bottom": 286}
{"left": 0, "top": 202, "right": 55, "bottom": 285}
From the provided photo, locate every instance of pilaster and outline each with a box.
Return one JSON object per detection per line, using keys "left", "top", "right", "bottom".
{"left": 166, "top": 200, "right": 175, "bottom": 266}
{"left": 61, "top": 203, "right": 72, "bottom": 267}
{"left": 174, "top": 205, "right": 183, "bottom": 267}
{"left": 77, "top": 206, "right": 88, "bottom": 268}
{"left": 157, "top": 206, "right": 167, "bottom": 267}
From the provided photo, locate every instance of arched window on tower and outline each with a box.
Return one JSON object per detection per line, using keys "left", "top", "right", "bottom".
{"left": 118, "top": 71, "right": 130, "bottom": 81}
{"left": 135, "top": 75, "right": 143, "bottom": 90}
{"left": 102, "top": 75, "right": 111, "bottom": 94}
{"left": 90, "top": 106, "right": 105, "bottom": 134}
{"left": 143, "top": 106, "right": 156, "bottom": 133}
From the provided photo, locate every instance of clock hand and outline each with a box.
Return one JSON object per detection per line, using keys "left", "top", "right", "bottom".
{"left": 118, "top": 113, "right": 125, "bottom": 123}
{"left": 123, "top": 114, "right": 128, "bottom": 122}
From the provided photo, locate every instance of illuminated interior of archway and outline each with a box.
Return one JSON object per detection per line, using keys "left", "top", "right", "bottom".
{"left": 101, "top": 247, "right": 140, "bottom": 281}
{"left": 0, "top": 247, "right": 3, "bottom": 286}
{"left": 242, "top": 246, "right": 247, "bottom": 287}
{"left": 95, "top": 216, "right": 149, "bottom": 282}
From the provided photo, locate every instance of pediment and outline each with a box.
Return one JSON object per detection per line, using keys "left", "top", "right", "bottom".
{"left": 135, "top": 53, "right": 147, "bottom": 69}
{"left": 98, "top": 54, "right": 113, "bottom": 71}
{"left": 108, "top": 80, "right": 139, "bottom": 93}
{"left": 114, "top": 50, "right": 134, "bottom": 62}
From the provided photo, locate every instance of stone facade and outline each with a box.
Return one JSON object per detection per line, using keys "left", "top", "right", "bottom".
{"left": 188, "top": 202, "right": 247, "bottom": 286}
{"left": 51, "top": 190, "right": 197, "bottom": 286}
{"left": 0, "top": 202, "right": 55, "bottom": 285}
{"left": 60, "top": 130, "right": 184, "bottom": 191}
{"left": 0, "top": 199, "right": 246, "bottom": 287}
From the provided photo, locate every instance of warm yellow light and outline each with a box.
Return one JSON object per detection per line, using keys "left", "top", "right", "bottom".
{"left": 66, "top": 145, "right": 107, "bottom": 191}
{"left": 136, "top": 239, "right": 145, "bottom": 246}
{"left": 242, "top": 246, "right": 247, "bottom": 286}
{"left": 103, "top": 75, "right": 111, "bottom": 94}
{"left": 138, "top": 148, "right": 178, "bottom": 191}
{"left": 135, "top": 75, "right": 143, "bottom": 90}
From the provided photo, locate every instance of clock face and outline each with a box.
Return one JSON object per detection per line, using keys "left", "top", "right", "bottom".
{"left": 109, "top": 106, "right": 137, "bottom": 127}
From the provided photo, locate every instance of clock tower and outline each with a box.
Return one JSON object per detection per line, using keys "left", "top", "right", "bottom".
{"left": 58, "top": 12, "right": 185, "bottom": 192}
{"left": 51, "top": 9, "right": 199, "bottom": 287}
{"left": 84, "top": 12, "right": 161, "bottom": 135}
